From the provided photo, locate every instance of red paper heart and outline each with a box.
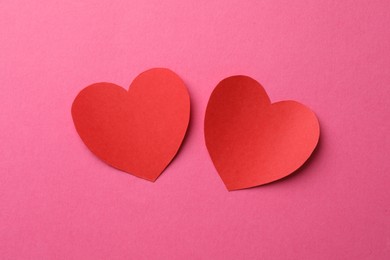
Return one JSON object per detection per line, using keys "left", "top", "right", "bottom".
{"left": 71, "top": 68, "right": 190, "bottom": 181}
{"left": 204, "top": 76, "right": 320, "bottom": 190}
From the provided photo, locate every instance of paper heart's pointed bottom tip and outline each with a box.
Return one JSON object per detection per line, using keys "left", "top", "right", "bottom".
{"left": 119, "top": 169, "right": 161, "bottom": 182}
{"left": 222, "top": 138, "right": 320, "bottom": 191}
{"left": 121, "top": 171, "right": 161, "bottom": 182}
{"left": 225, "top": 182, "right": 266, "bottom": 191}
{"left": 144, "top": 175, "right": 159, "bottom": 183}
{"left": 142, "top": 177, "right": 159, "bottom": 183}
{"left": 224, "top": 178, "right": 286, "bottom": 191}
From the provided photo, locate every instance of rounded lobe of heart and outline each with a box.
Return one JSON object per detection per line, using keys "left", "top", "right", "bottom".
{"left": 71, "top": 68, "right": 190, "bottom": 181}
{"left": 204, "top": 76, "right": 320, "bottom": 190}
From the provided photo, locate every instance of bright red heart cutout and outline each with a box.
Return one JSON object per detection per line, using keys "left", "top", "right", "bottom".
{"left": 204, "top": 76, "right": 320, "bottom": 190}
{"left": 71, "top": 68, "right": 190, "bottom": 181}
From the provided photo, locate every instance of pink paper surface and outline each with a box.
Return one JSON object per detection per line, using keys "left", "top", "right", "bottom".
{"left": 1, "top": 1, "right": 389, "bottom": 259}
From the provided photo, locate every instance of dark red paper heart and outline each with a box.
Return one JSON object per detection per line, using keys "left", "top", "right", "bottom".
{"left": 204, "top": 76, "right": 320, "bottom": 190}
{"left": 71, "top": 68, "right": 190, "bottom": 181}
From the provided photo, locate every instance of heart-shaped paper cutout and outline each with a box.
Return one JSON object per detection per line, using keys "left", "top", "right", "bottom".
{"left": 204, "top": 76, "right": 320, "bottom": 190}
{"left": 72, "top": 68, "right": 190, "bottom": 181}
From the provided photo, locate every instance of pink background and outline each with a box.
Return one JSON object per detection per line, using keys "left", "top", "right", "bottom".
{"left": 1, "top": 0, "right": 389, "bottom": 259}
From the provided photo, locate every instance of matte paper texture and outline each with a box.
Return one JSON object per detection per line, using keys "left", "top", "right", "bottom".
{"left": 72, "top": 68, "right": 190, "bottom": 181}
{"left": 1, "top": 1, "right": 389, "bottom": 259}
{"left": 205, "top": 76, "right": 320, "bottom": 190}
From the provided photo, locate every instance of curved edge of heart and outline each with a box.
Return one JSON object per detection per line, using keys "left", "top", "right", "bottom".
{"left": 71, "top": 68, "right": 191, "bottom": 183}
{"left": 71, "top": 68, "right": 320, "bottom": 191}
{"left": 204, "top": 75, "right": 320, "bottom": 191}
